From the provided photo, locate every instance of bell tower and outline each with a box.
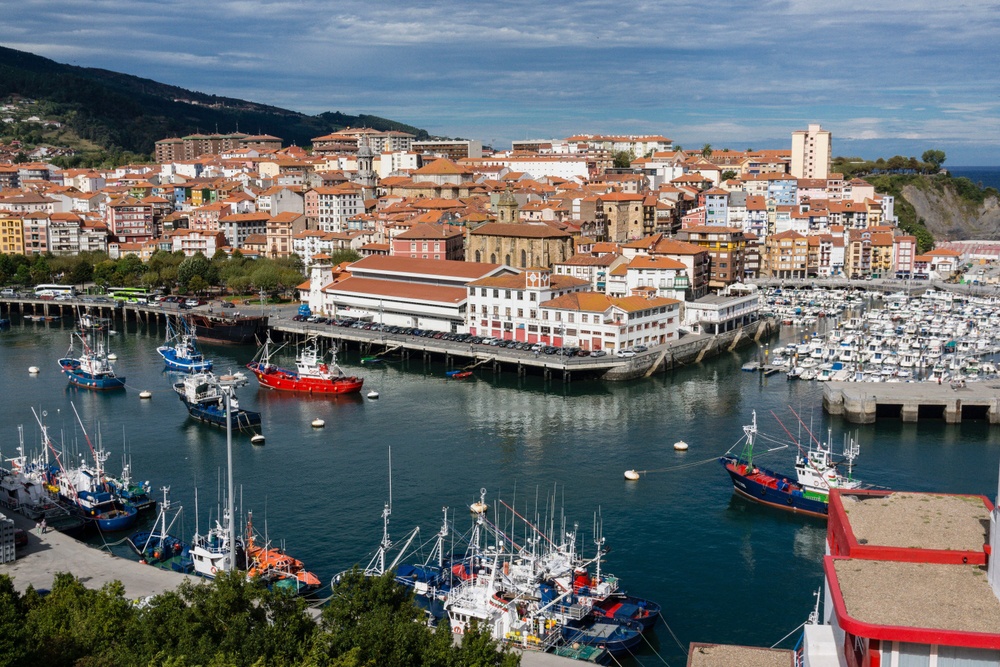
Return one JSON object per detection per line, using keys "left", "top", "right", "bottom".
{"left": 496, "top": 186, "right": 519, "bottom": 224}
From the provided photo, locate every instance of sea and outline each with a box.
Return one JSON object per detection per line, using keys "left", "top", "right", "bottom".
{"left": 948, "top": 166, "right": 1000, "bottom": 191}
{"left": 3, "top": 314, "right": 1000, "bottom": 666}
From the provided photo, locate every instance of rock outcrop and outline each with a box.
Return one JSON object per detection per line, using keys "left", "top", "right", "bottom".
{"left": 901, "top": 183, "right": 1000, "bottom": 240}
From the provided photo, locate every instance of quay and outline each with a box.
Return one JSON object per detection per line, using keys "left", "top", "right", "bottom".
{"left": 1, "top": 507, "right": 585, "bottom": 666}
{"left": 0, "top": 294, "right": 778, "bottom": 382}
{"left": 823, "top": 381, "right": 1000, "bottom": 424}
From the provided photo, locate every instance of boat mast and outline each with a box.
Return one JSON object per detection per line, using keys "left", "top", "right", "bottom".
{"left": 222, "top": 377, "right": 237, "bottom": 572}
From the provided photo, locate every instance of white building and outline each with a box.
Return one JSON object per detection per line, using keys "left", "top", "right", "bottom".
{"left": 539, "top": 289, "right": 682, "bottom": 352}
{"left": 682, "top": 284, "right": 761, "bottom": 335}
{"left": 790, "top": 124, "right": 831, "bottom": 180}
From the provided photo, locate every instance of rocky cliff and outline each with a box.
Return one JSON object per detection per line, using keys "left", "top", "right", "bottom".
{"left": 901, "top": 181, "right": 1000, "bottom": 241}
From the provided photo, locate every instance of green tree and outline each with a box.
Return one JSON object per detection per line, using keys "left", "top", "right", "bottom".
{"left": 69, "top": 258, "right": 93, "bottom": 285}
{"left": 177, "top": 253, "right": 213, "bottom": 291}
{"left": 188, "top": 275, "right": 209, "bottom": 295}
{"left": 93, "top": 259, "right": 117, "bottom": 287}
{"left": 0, "top": 575, "right": 29, "bottom": 666}
{"left": 921, "top": 149, "right": 946, "bottom": 171}
{"left": 29, "top": 256, "right": 52, "bottom": 284}
{"left": 611, "top": 150, "right": 635, "bottom": 169}
{"left": 314, "top": 569, "right": 431, "bottom": 667}
{"left": 701, "top": 143, "right": 712, "bottom": 158}
{"left": 721, "top": 169, "right": 738, "bottom": 182}
{"left": 328, "top": 249, "right": 361, "bottom": 266}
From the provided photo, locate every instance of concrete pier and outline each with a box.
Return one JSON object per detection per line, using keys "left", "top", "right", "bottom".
{"left": 823, "top": 381, "right": 1000, "bottom": 424}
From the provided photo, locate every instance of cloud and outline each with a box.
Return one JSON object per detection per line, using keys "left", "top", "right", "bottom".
{"left": 1, "top": 0, "right": 999, "bottom": 162}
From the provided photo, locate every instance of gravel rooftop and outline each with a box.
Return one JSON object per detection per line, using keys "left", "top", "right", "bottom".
{"left": 687, "top": 643, "right": 794, "bottom": 667}
{"left": 834, "top": 560, "right": 1000, "bottom": 633}
{"left": 841, "top": 492, "right": 989, "bottom": 551}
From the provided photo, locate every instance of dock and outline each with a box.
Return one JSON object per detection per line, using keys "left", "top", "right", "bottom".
{"left": 823, "top": 381, "right": 1000, "bottom": 424}
{"left": 0, "top": 294, "right": 777, "bottom": 382}
{"left": 1, "top": 508, "right": 583, "bottom": 666}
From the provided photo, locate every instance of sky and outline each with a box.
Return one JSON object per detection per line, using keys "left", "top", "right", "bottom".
{"left": 3, "top": 0, "right": 1000, "bottom": 165}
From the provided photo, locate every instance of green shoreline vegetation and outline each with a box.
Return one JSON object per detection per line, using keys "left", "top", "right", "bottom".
{"left": 0, "top": 569, "right": 519, "bottom": 667}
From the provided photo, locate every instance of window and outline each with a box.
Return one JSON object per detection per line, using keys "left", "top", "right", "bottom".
{"left": 505, "top": 290, "right": 511, "bottom": 299}
{"left": 517, "top": 291, "right": 523, "bottom": 300}
{"left": 582, "top": 314, "right": 588, "bottom": 323}
{"left": 530, "top": 293, "right": 536, "bottom": 302}
{"left": 568, "top": 313, "right": 575, "bottom": 323}
{"left": 481, "top": 288, "right": 487, "bottom": 297}
{"left": 517, "top": 308, "right": 523, "bottom": 317}
{"left": 493, "top": 289, "right": 499, "bottom": 298}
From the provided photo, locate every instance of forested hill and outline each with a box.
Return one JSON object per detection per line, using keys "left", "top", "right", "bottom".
{"left": 0, "top": 45, "right": 429, "bottom": 158}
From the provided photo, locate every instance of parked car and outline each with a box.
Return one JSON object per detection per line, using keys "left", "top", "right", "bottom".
{"left": 617, "top": 349, "right": 637, "bottom": 358}
{"left": 633, "top": 344, "right": 648, "bottom": 352}
{"left": 590, "top": 350, "right": 608, "bottom": 357}
{"left": 1, "top": 288, "right": 18, "bottom": 297}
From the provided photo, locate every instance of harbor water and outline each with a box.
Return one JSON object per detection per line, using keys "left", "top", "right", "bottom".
{"left": 3, "top": 313, "right": 1000, "bottom": 665}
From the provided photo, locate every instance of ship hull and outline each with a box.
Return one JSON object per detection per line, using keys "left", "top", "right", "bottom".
{"left": 720, "top": 458, "right": 829, "bottom": 518}
{"left": 247, "top": 364, "right": 364, "bottom": 394}
{"left": 189, "top": 314, "right": 268, "bottom": 346}
{"left": 59, "top": 359, "right": 126, "bottom": 390}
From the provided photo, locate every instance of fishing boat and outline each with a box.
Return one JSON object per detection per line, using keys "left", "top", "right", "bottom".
{"left": 719, "top": 411, "right": 864, "bottom": 518}
{"left": 188, "top": 312, "right": 268, "bottom": 346}
{"left": 190, "top": 506, "right": 244, "bottom": 578}
{"left": 127, "top": 487, "right": 193, "bottom": 573}
{"left": 246, "top": 335, "right": 363, "bottom": 395}
{"left": 173, "top": 371, "right": 261, "bottom": 430}
{"left": 0, "top": 432, "right": 86, "bottom": 537}
{"left": 243, "top": 511, "right": 321, "bottom": 595}
{"left": 58, "top": 311, "right": 125, "bottom": 390}
{"left": 103, "top": 456, "right": 156, "bottom": 514}
{"left": 157, "top": 315, "right": 213, "bottom": 372}
{"left": 35, "top": 407, "right": 138, "bottom": 532}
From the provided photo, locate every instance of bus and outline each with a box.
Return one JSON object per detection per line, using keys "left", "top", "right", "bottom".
{"left": 34, "top": 284, "right": 77, "bottom": 299}
{"left": 107, "top": 287, "right": 156, "bottom": 304}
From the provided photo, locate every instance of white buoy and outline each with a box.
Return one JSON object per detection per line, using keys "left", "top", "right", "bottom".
{"left": 28, "top": 366, "right": 39, "bottom": 375}
{"left": 311, "top": 418, "right": 325, "bottom": 428}
{"left": 139, "top": 390, "right": 152, "bottom": 399}
{"left": 624, "top": 469, "right": 640, "bottom": 481}
{"left": 250, "top": 434, "right": 266, "bottom": 446}
{"left": 107, "top": 353, "right": 118, "bottom": 361}
{"left": 367, "top": 390, "right": 380, "bottom": 400}
{"left": 674, "top": 440, "right": 689, "bottom": 451}
{"left": 470, "top": 501, "right": 489, "bottom": 514}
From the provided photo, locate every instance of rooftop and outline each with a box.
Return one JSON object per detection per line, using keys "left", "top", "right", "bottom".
{"left": 831, "top": 559, "right": 1000, "bottom": 636}
{"left": 686, "top": 643, "right": 794, "bottom": 667}
{"left": 839, "top": 492, "right": 990, "bottom": 553}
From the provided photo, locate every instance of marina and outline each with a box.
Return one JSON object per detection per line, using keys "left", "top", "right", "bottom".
{"left": 4, "top": 299, "right": 1000, "bottom": 665}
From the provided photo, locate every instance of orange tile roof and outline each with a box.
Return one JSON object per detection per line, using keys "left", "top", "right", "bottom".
{"left": 350, "top": 254, "right": 501, "bottom": 279}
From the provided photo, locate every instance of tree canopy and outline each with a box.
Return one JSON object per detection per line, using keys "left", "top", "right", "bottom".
{"left": 0, "top": 570, "right": 519, "bottom": 667}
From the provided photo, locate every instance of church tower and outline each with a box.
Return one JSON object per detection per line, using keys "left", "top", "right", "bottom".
{"left": 355, "top": 135, "right": 376, "bottom": 188}
{"left": 496, "top": 186, "right": 519, "bottom": 224}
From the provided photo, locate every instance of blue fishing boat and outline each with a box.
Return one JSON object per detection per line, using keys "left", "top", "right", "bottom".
{"left": 58, "top": 311, "right": 125, "bottom": 390}
{"left": 173, "top": 371, "right": 261, "bottom": 430}
{"left": 128, "top": 487, "right": 193, "bottom": 573}
{"left": 719, "top": 411, "right": 863, "bottom": 518}
{"left": 157, "top": 315, "right": 213, "bottom": 372}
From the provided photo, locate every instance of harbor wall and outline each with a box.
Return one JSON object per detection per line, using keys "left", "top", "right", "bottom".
{"left": 823, "top": 382, "right": 1000, "bottom": 425}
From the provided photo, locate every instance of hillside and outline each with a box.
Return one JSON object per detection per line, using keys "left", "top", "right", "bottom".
{"left": 865, "top": 174, "right": 1000, "bottom": 249}
{"left": 0, "top": 45, "right": 429, "bottom": 160}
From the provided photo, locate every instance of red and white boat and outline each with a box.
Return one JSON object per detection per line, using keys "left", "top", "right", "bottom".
{"left": 247, "top": 335, "right": 363, "bottom": 395}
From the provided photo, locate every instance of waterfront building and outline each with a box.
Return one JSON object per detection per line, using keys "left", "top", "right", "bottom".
{"left": 682, "top": 283, "right": 761, "bottom": 335}
{"left": 536, "top": 289, "right": 681, "bottom": 351}
{"left": 312, "top": 255, "right": 509, "bottom": 330}
{"left": 807, "top": 485, "right": 1000, "bottom": 666}
{"left": 790, "top": 123, "right": 831, "bottom": 179}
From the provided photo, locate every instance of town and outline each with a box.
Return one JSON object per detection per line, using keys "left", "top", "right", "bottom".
{"left": 1, "top": 123, "right": 979, "bottom": 356}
